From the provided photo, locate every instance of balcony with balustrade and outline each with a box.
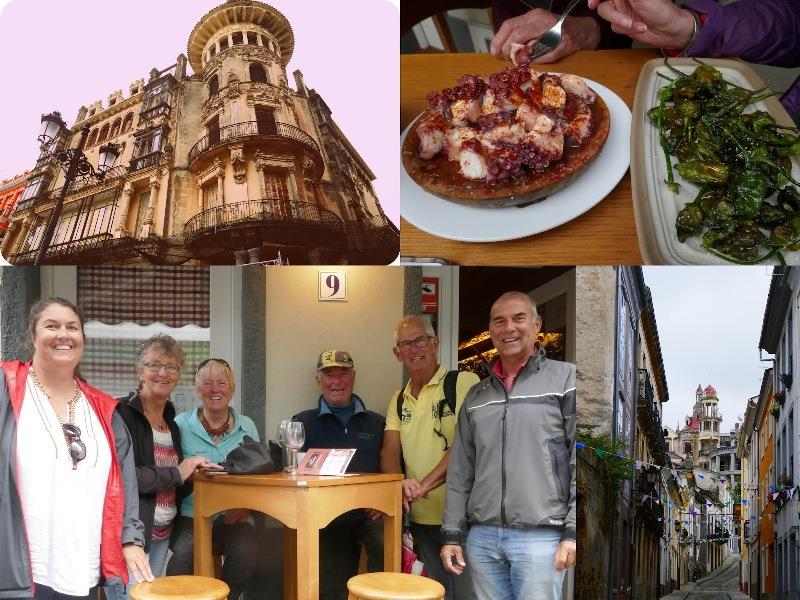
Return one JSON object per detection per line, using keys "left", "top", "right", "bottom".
{"left": 183, "top": 197, "right": 346, "bottom": 260}
{"left": 187, "top": 121, "right": 322, "bottom": 172}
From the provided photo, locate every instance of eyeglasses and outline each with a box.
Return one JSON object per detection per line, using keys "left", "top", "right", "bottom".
{"left": 144, "top": 361, "right": 181, "bottom": 374}
{"left": 396, "top": 336, "right": 434, "bottom": 350}
{"left": 61, "top": 423, "right": 87, "bottom": 469}
{"left": 197, "top": 358, "right": 231, "bottom": 372}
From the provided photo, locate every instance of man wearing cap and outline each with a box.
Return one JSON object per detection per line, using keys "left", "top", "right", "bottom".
{"left": 440, "top": 292, "right": 576, "bottom": 600}
{"left": 380, "top": 315, "right": 479, "bottom": 599}
{"left": 292, "top": 350, "right": 386, "bottom": 600}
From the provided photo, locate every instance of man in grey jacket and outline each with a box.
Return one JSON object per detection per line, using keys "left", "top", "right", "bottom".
{"left": 440, "top": 291, "right": 576, "bottom": 600}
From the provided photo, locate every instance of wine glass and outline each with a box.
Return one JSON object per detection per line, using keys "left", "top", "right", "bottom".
{"left": 277, "top": 420, "right": 292, "bottom": 472}
{"left": 285, "top": 421, "right": 306, "bottom": 476}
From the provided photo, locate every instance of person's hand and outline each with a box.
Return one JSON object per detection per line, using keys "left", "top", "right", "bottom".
{"left": 178, "top": 456, "right": 219, "bottom": 482}
{"left": 223, "top": 508, "right": 251, "bottom": 524}
{"left": 402, "top": 478, "right": 427, "bottom": 503}
{"left": 554, "top": 539, "right": 577, "bottom": 570}
{"left": 587, "top": 0, "right": 696, "bottom": 50}
{"left": 123, "top": 544, "right": 154, "bottom": 583}
{"left": 365, "top": 509, "right": 385, "bottom": 520}
{"left": 491, "top": 9, "right": 602, "bottom": 63}
{"left": 440, "top": 544, "right": 466, "bottom": 575}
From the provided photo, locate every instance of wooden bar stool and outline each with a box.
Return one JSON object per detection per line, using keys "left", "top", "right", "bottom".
{"left": 130, "top": 576, "right": 229, "bottom": 600}
{"left": 347, "top": 573, "right": 445, "bottom": 600}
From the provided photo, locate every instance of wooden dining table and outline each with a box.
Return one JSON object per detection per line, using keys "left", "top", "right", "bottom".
{"left": 192, "top": 472, "right": 403, "bottom": 600}
{"left": 401, "top": 48, "right": 661, "bottom": 265}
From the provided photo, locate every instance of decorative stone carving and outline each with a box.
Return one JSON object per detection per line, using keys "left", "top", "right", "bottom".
{"left": 213, "top": 157, "right": 226, "bottom": 179}
{"left": 230, "top": 144, "right": 246, "bottom": 184}
{"left": 202, "top": 96, "right": 223, "bottom": 120}
{"left": 302, "top": 157, "right": 315, "bottom": 171}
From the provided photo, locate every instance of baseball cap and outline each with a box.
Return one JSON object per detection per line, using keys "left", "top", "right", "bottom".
{"left": 316, "top": 349, "right": 354, "bottom": 371}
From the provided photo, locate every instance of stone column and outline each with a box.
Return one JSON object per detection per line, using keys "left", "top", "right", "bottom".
{"left": 217, "top": 168, "right": 225, "bottom": 206}
{"left": 141, "top": 178, "right": 160, "bottom": 237}
{"left": 287, "top": 168, "right": 299, "bottom": 201}
{"left": 233, "top": 249, "right": 248, "bottom": 265}
{"left": 0, "top": 222, "right": 18, "bottom": 258}
{"left": 114, "top": 183, "right": 135, "bottom": 236}
{"left": 14, "top": 219, "right": 33, "bottom": 256}
{"left": 247, "top": 247, "right": 261, "bottom": 263}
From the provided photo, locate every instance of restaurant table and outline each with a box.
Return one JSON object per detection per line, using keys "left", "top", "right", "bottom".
{"left": 401, "top": 48, "right": 662, "bottom": 265}
{"left": 192, "top": 472, "right": 404, "bottom": 600}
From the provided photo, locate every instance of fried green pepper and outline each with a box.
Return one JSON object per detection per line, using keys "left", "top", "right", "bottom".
{"left": 677, "top": 160, "right": 729, "bottom": 184}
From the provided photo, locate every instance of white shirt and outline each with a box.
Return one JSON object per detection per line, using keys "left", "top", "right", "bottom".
{"left": 16, "top": 378, "right": 112, "bottom": 596}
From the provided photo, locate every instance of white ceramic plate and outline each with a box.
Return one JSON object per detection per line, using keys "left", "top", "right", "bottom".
{"left": 400, "top": 79, "right": 631, "bottom": 243}
{"left": 631, "top": 58, "right": 800, "bottom": 264}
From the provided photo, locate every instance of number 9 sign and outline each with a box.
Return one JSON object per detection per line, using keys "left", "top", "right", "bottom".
{"left": 319, "top": 271, "right": 347, "bottom": 301}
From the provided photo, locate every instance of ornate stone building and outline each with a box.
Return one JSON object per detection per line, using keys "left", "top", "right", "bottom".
{"left": 665, "top": 384, "right": 724, "bottom": 467}
{"left": 3, "top": 0, "right": 397, "bottom": 265}
{"left": 0, "top": 171, "right": 29, "bottom": 242}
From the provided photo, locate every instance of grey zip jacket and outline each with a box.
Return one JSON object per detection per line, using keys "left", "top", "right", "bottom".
{"left": 442, "top": 348, "right": 576, "bottom": 544}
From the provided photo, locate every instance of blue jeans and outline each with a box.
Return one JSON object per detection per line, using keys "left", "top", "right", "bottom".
{"left": 466, "top": 526, "right": 565, "bottom": 600}
{"left": 102, "top": 537, "right": 171, "bottom": 600}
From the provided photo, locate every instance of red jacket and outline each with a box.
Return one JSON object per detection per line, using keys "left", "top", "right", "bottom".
{"left": 1, "top": 361, "right": 130, "bottom": 590}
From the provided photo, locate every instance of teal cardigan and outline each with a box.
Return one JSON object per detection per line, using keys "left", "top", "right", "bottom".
{"left": 174, "top": 405, "right": 260, "bottom": 518}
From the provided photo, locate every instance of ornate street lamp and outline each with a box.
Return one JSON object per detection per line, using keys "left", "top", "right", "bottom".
{"left": 33, "top": 111, "right": 120, "bottom": 265}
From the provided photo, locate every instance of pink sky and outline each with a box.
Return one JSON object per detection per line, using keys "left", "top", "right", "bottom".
{"left": 0, "top": 0, "right": 399, "bottom": 226}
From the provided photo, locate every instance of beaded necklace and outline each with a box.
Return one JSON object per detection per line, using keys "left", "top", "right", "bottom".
{"left": 200, "top": 408, "right": 232, "bottom": 443}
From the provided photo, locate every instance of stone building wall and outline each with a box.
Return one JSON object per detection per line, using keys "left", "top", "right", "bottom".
{"left": 576, "top": 265, "right": 617, "bottom": 435}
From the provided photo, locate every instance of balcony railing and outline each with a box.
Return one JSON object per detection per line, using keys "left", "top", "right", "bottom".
{"left": 184, "top": 198, "right": 343, "bottom": 241}
{"left": 67, "top": 165, "right": 128, "bottom": 195}
{"left": 188, "top": 121, "right": 320, "bottom": 165}
{"left": 12, "top": 232, "right": 114, "bottom": 265}
{"left": 14, "top": 192, "right": 48, "bottom": 214}
{"left": 129, "top": 151, "right": 162, "bottom": 173}
{"left": 638, "top": 368, "right": 667, "bottom": 460}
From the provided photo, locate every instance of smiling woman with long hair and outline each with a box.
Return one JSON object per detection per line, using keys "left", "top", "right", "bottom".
{"left": 0, "top": 297, "right": 151, "bottom": 600}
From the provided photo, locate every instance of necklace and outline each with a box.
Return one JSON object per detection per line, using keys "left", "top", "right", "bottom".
{"left": 200, "top": 408, "right": 231, "bottom": 438}
{"left": 28, "top": 368, "right": 85, "bottom": 469}
{"left": 29, "top": 368, "right": 81, "bottom": 444}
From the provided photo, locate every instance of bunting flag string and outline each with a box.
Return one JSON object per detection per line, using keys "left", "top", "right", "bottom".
{"left": 577, "top": 442, "right": 738, "bottom": 492}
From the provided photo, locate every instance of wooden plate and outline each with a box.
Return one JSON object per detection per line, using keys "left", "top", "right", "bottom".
{"left": 401, "top": 90, "right": 610, "bottom": 208}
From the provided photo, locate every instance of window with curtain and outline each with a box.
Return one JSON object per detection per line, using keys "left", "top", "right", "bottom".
{"left": 77, "top": 266, "right": 211, "bottom": 411}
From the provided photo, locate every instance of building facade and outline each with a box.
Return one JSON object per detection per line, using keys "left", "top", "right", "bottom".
{"left": 576, "top": 266, "right": 672, "bottom": 600}
{"left": 0, "top": 172, "right": 28, "bottom": 242}
{"left": 759, "top": 267, "right": 800, "bottom": 600}
{"left": 4, "top": 1, "right": 397, "bottom": 265}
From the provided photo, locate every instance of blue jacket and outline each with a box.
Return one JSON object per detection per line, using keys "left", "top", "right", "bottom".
{"left": 174, "top": 406, "right": 259, "bottom": 518}
{"left": 292, "top": 394, "right": 385, "bottom": 475}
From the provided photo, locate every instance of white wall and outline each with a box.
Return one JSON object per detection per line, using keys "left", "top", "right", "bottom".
{"left": 264, "top": 267, "right": 405, "bottom": 439}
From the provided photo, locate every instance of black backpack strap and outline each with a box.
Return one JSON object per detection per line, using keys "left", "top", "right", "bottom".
{"left": 433, "top": 370, "right": 461, "bottom": 451}
{"left": 395, "top": 388, "right": 404, "bottom": 423}
{"left": 443, "top": 370, "right": 459, "bottom": 418}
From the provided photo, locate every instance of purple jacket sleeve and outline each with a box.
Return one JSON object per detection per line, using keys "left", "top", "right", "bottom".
{"left": 684, "top": 0, "right": 800, "bottom": 119}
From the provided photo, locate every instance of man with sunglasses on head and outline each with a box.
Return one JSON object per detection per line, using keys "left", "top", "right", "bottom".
{"left": 380, "top": 316, "right": 479, "bottom": 599}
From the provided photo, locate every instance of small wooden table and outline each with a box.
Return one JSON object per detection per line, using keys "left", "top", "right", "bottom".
{"left": 192, "top": 472, "right": 403, "bottom": 600}
{"left": 401, "top": 49, "right": 662, "bottom": 265}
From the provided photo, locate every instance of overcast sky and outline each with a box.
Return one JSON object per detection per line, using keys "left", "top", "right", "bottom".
{"left": 642, "top": 267, "right": 774, "bottom": 436}
{"left": 0, "top": 0, "right": 399, "bottom": 226}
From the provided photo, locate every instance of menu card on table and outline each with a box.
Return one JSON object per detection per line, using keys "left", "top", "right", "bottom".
{"left": 297, "top": 448, "right": 356, "bottom": 476}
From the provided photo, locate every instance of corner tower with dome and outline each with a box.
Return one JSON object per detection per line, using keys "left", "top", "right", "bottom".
{"left": 5, "top": 0, "right": 397, "bottom": 265}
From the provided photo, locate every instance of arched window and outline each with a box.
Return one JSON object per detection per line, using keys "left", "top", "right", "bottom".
{"left": 98, "top": 123, "right": 110, "bottom": 143}
{"left": 87, "top": 129, "right": 98, "bottom": 147}
{"left": 121, "top": 113, "right": 133, "bottom": 133}
{"left": 249, "top": 63, "right": 268, "bottom": 83}
{"left": 110, "top": 118, "right": 122, "bottom": 139}
{"left": 209, "top": 74, "right": 219, "bottom": 96}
